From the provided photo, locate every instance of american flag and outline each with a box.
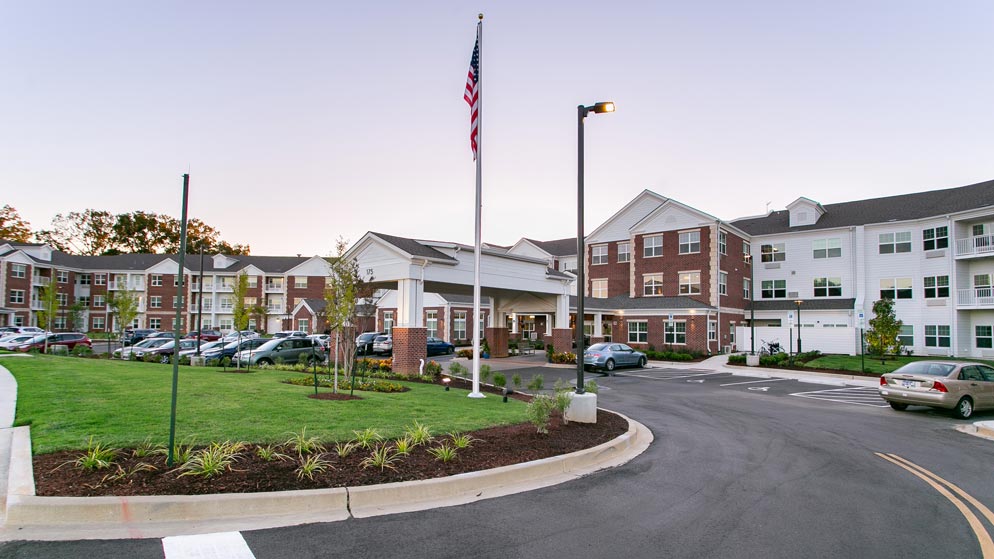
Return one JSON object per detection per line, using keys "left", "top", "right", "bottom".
{"left": 464, "top": 28, "right": 480, "bottom": 160}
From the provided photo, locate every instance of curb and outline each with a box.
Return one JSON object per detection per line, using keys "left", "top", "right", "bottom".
{"left": 956, "top": 421, "right": 994, "bottom": 442}
{"left": 1, "top": 412, "right": 651, "bottom": 541}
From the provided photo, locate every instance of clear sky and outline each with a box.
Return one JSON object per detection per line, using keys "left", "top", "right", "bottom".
{"left": 3, "top": 1, "right": 993, "bottom": 256}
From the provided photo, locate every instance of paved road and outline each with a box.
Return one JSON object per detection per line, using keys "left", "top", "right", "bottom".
{"left": 3, "top": 365, "right": 993, "bottom": 558}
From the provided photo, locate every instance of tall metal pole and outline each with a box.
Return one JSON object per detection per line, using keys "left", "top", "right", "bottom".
{"left": 167, "top": 173, "right": 190, "bottom": 467}
{"left": 796, "top": 301, "right": 802, "bottom": 353}
{"left": 469, "top": 14, "right": 484, "bottom": 398}
{"left": 749, "top": 254, "right": 755, "bottom": 355}
{"left": 575, "top": 105, "right": 586, "bottom": 395}
{"left": 196, "top": 248, "right": 203, "bottom": 355}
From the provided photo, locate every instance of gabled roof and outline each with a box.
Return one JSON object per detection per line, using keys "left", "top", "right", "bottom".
{"left": 586, "top": 189, "right": 668, "bottom": 243}
{"left": 368, "top": 232, "right": 458, "bottom": 263}
{"left": 522, "top": 237, "right": 577, "bottom": 257}
{"left": 571, "top": 294, "right": 713, "bottom": 312}
{"left": 733, "top": 179, "right": 994, "bottom": 236}
{"left": 45, "top": 252, "right": 311, "bottom": 274}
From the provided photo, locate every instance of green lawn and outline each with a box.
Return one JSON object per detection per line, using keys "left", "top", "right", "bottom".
{"left": 803, "top": 354, "right": 994, "bottom": 375}
{"left": 4, "top": 356, "right": 527, "bottom": 454}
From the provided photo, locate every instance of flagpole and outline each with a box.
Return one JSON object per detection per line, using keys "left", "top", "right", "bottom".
{"left": 470, "top": 13, "right": 484, "bottom": 398}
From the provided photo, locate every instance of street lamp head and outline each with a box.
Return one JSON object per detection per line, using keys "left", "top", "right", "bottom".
{"left": 592, "top": 101, "right": 615, "bottom": 114}
{"left": 795, "top": 300, "right": 803, "bottom": 306}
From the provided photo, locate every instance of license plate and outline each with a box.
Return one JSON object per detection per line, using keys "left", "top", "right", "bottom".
{"left": 901, "top": 380, "right": 920, "bottom": 388}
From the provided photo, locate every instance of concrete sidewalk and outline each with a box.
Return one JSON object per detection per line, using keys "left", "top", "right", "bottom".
{"left": 648, "top": 353, "right": 881, "bottom": 387}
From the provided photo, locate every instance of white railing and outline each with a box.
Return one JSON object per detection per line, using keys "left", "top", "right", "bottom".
{"left": 957, "top": 287, "right": 994, "bottom": 307}
{"left": 265, "top": 284, "right": 284, "bottom": 292}
{"left": 266, "top": 306, "right": 283, "bottom": 314}
{"left": 955, "top": 235, "right": 994, "bottom": 257}
{"left": 32, "top": 276, "right": 50, "bottom": 286}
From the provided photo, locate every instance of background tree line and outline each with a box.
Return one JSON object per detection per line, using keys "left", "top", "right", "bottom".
{"left": 0, "top": 205, "right": 249, "bottom": 255}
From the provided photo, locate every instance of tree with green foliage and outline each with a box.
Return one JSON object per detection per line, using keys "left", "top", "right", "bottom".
{"left": 230, "top": 273, "right": 251, "bottom": 366}
{"left": 108, "top": 290, "right": 140, "bottom": 353}
{"left": 324, "top": 238, "right": 375, "bottom": 394}
{"left": 0, "top": 205, "right": 32, "bottom": 243}
{"left": 35, "top": 209, "right": 116, "bottom": 255}
{"left": 36, "top": 284, "right": 60, "bottom": 353}
{"left": 865, "top": 298, "right": 903, "bottom": 363}
{"left": 66, "top": 300, "right": 87, "bottom": 332}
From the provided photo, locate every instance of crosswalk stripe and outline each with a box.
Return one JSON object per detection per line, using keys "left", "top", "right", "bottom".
{"left": 162, "top": 532, "right": 256, "bottom": 559}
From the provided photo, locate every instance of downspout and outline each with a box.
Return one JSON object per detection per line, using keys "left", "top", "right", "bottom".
{"left": 715, "top": 221, "right": 721, "bottom": 355}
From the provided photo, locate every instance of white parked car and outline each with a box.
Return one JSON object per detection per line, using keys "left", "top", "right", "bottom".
{"left": 307, "top": 334, "right": 331, "bottom": 350}
{"left": 0, "top": 335, "right": 36, "bottom": 350}
{"left": 222, "top": 330, "right": 260, "bottom": 342}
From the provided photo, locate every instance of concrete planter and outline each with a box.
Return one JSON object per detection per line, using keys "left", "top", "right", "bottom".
{"left": 746, "top": 354, "right": 760, "bottom": 367}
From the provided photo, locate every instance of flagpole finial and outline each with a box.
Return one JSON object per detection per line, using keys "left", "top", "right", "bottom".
{"left": 478, "top": 13, "right": 483, "bottom": 21}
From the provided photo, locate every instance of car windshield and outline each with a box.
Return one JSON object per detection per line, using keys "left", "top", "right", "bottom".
{"left": 587, "top": 343, "right": 611, "bottom": 351}
{"left": 894, "top": 362, "right": 957, "bottom": 376}
{"left": 147, "top": 339, "right": 171, "bottom": 348}
{"left": 374, "top": 336, "right": 389, "bottom": 342}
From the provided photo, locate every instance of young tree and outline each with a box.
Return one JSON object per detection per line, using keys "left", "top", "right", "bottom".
{"left": 231, "top": 272, "right": 251, "bottom": 366}
{"left": 866, "top": 298, "right": 903, "bottom": 363}
{"left": 250, "top": 303, "right": 267, "bottom": 334}
{"left": 108, "top": 289, "right": 140, "bottom": 353}
{"left": 0, "top": 205, "right": 32, "bottom": 243}
{"left": 66, "top": 300, "right": 87, "bottom": 332}
{"left": 35, "top": 284, "right": 60, "bottom": 353}
{"left": 324, "top": 238, "right": 375, "bottom": 394}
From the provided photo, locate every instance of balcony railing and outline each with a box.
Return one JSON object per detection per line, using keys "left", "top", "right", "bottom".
{"left": 32, "top": 276, "right": 50, "bottom": 286}
{"left": 265, "top": 284, "right": 284, "bottom": 293}
{"left": 955, "top": 235, "right": 994, "bottom": 257}
{"left": 958, "top": 287, "right": 994, "bottom": 307}
{"left": 266, "top": 305, "right": 283, "bottom": 314}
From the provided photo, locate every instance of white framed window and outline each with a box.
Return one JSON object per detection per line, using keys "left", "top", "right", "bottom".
{"left": 173, "top": 275, "right": 180, "bottom": 287}
{"left": 644, "top": 235, "right": 663, "bottom": 257}
{"left": 151, "top": 275, "right": 163, "bottom": 287}
{"left": 383, "top": 311, "right": 394, "bottom": 334}
{"left": 56, "top": 270, "right": 69, "bottom": 283}
{"left": 244, "top": 296, "right": 257, "bottom": 306}
{"left": 925, "top": 325, "right": 950, "bottom": 347}
{"left": 219, "top": 296, "right": 233, "bottom": 311}
{"left": 11, "top": 264, "right": 25, "bottom": 278}
{"left": 56, "top": 293, "right": 68, "bottom": 306}
{"left": 664, "top": 321, "right": 686, "bottom": 344}
{"left": 761, "top": 243, "right": 785, "bottom": 262}
{"left": 628, "top": 320, "right": 648, "bottom": 343}
{"left": 92, "top": 316, "right": 105, "bottom": 330}
{"left": 923, "top": 276, "right": 949, "bottom": 298}
{"left": 294, "top": 276, "right": 308, "bottom": 289}
{"left": 708, "top": 320, "right": 717, "bottom": 341}
{"left": 77, "top": 295, "right": 90, "bottom": 307}
{"left": 898, "top": 325, "right": 914, "bottom": 347}
{"left": 13, "top": 315, "right": 23, "bottom": 326}
{"left": 297, "top": 318, "right": 310, "bottom": 332}
{"left": 743, "top": 278, "right": 751, "bottom": 299}
{"left": 879, "top": 232, "right": 912, "bottom": 254}
{"left": 719, "top": 272, "right": 727, "bottom": 296}
{"left": 150, "top": 296, "right": 162, "bottom": 309}
{"left": 762, "top": 280, "right": 786, "bottom": 299}
{"left": 54, "top": 317, "right": 67, "bottom": 329}
{"left": 174, "top": 295, "right": 183, "bottom": 309}
{"left": 813, "top": 277, "right": 842, "bottom": 297}
{"left": 94, "top": 274, "right": 106, "bottom": 286}
{"left": 923, "top": 226, "right": 948, "bottom": 251}
{"left": 218, "top": 318, "right": 233, "bottom": 330}
{"left": 93, "top": 294, "right": 105, "bottom": 308}
{"left": 219, "top": 276, "right": 235, "bottom": 289}
{"left": 743, "top": 241, "right": 751, "bottom": 262}
{"left": 729, "top": 327, "right": 735, "bottom": 344}
{"left": 114, "top": 275, "right": 127, "bottom": 289}
{"left": 591, "top": 245, "right": 608, "bottom": 265}
{"left": 813, "top": 238, "right": 842, "bottom": 259}
{"left": 247, "top": 276, "right": 258, "bottom": 288}
{"left": 643, "top": 274, "right": 663, "bottom": 296}
{"left": 454, "top": 311, "right": 467, "bottom": 340}
{"left": 148, "top": 318, "right": 161, "bottom": 330}
{"left": 977, "top": 326, "right": 993, "bottom": 349}
{"left": 880, "top": 278, "right": 913, "bottom": 300}
{"left": 592, "top": 279, "right": 608, "bottom": 299}
{"left": 679, "top": 271, "right": 701, "bottom": 295}
{"left": 426, "top": 310, "right": 438, "bottom": 338}
{"left": 718, "top": 231, "right": 727, "bottom": 255}
{"left": 78, "top": 273, "right": 91, "bottom": 285}
{"left": 10, "top": 290, "right": 24, "bottom": 304}
{"left": 679, "top": 231, "right": 700, "bottom": 254}
{"left": 617, "top": 242, "right": 630, "bottom": 263}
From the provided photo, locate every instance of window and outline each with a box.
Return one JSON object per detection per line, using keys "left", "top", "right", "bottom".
{"left": 77, "top": 295, "right": 90, "bottom": 307}
{"left": 879, "top": 232, "right": 912, "bottom": 254}
{"left": 56, "top": 270, "right": 69, "bottom": 283}
{"left": 719, "top": 272, "right": 727, "bottom": 296}
{"left": 383, "top": 311, "right": 394, "bottom": 334}
{"left": 761, "top": 243, "right": 785, "bottom": 262}
{"left": 94, "top": 274, "right": 106, "bottom": 286}
{"left": 644, "top": 235, "right": 663, "bottom": 257}
{"left": 813, "top": 238, "right": 842, "bottom": 259}
{"left": 219, "top": 277, "right": 235, "bottom": 289}
{"left": 761, "top": 280, "right": 786, "bottom": 299}
{"left": 171, "top": 318, "right": 184, "bottom": 330}
{"left": 426, "top": 311, "right": 438, "bottom": 338}
{"left": 247, "top": 276, "right": 258, "bottom": 288}
{"left": 54, "top": 317, "right": 67, "bottom": 329}
{"left": 150, "top": 296, "right": 162, "bottom": 309}
{"left": 643, "top": 274, "right": 663, "bottom": 296}
{"left": 743, "top": 241, "right": 751, "bottom": 262}
{"left": 93, "top": 295, "right": 105, "bottom": 308}
{"left": 219, "top": 296, "right": 232, "bottom": 311}
{"left": 174, "top": 295, "right": 183, "bottom": 309}
{"left": 149, "top": 318, "right": 161, "bottom": 330}
{"left": 679, "top": 231, "right": 700, "bottom": 254}
{"left": 151, "top": 275, "right": 163, "bottom": 287}
{"left": 297, "top": 319, "right": 310, "bottom": 332}
{"left": 11, "top": 264, "right": 25, "bottom": 278}
{"left": 679, "top": 271, "right": 701, "bottom": 295}
{"left": 244, "top": 296, "right": 257, "bottom": 306}
{"left": 218, "top": 318, "right": 233, "bottom": 330}
{"left": 974, "top": 224, "right": 988, "bottom": 237}
{"left": 173, "top": 276, "right": 180, "bottom": 287}
{"left": 898, "top": 325, "right": 914, "bottom": 347}
{"left": 923, "top": 226, "right": 949, "bottom": 251}
{"left": 92, "top": 316, "right": 105, "bottom": 330}
{"left": 974, "top": 274, "right": 991, "bottom": 297}
{"left": 923, "top": 276, "right": 949, "bottom": 298}
{"left": 617, "top": 242, "right": 630, "bottom": 263}
{"left": 925, "top": 325, "right": 951, "bottom": 348}
{"left": 813, "top": 277, "right": 842, "bottom": 297}
{"left": 10, "top": 290, "right": 24, "bottom": 304}
{"left": 708, "top": 320, "right": 717, "bottom": 342}
{"left": 718, "top": 231, "right": 728, "bottom": 255}
{"left": 880, "top": 278, "right": 913, "bottom": 300}
{"left": 294, "top": 277, "right": 307, "bottom": 289}
{"left": 591, "top": 279, "right": 608, "bottom": 299}
{"left": 977, "top": 326, "right": 993, "bottom": 349}
{"left": 114, "top": 275, "right": 127, "bottom": 289}
{"left": 78, "top": 273, "right": 91, "bottom": 285}
{"left": 664, "top": 321, "right": 686, "bottom": 344}
{"left": 743, "top": 278, "right": 751, "bottom": 299}
{"left": 56, "top": 293, "right": 68, "bottom": 306}
{"left": 628, "top": 321, "right": 647, "bottom": 344}
{"left": 13, "top": 316, "right": 22, "bottom": 327}
{"left": 454, "top": 311, "right": 467, "bottom": 340}
{"left": 591, "top": 245, "right": 608, "bottom": 265}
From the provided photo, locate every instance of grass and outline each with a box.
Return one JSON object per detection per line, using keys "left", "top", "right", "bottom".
{"left": 803, "top": 354, "right": 994, "bottom": 375}
{"left": 4, "top": 355, "right": 527, "bottom": 454}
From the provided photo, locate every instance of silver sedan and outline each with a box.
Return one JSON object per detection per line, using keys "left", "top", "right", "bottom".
{"left": 583, "top": 342, "right": 647, "bottom": 374}
{"left": 879, "top": 361, "right": 994, "bottom": 419}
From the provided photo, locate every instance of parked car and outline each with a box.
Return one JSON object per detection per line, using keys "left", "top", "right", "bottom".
{"left": 235, "top": 337, "right": 325, "bottom": 366}
{"left": 221, "top": 330, "right": 259, "bottom": 342}
{"left": 130, "top": 338, "right": 174, "bottom": 359}
{"left": 372, "top": 335, "right": 393, "bottom": 355}
{"left": 180, "top": 340, "right": 225, "bottom": 357}
{"left": 114, "top": 337, "right": 165, "bottom": 359}
{"left": 307, "top": 334, "right": 331, "bottom": 350}
{"left": 0, "top": 326, "right": 45, "bottom": 336}
{"left": 149, "top": 339, "right": 199, "bottom": 363}
{"left": 879, "top": 361, "right": 994, "bottom": 419}
{"left": 583, "top": 342, "right": 647, "bottom": 373}
{"left": 426, "top": 337, "right": 455, "bottom": 356}
{"left": 356, "top": 332, "right": 383, "bottom": 355}
{"left": 146, "top": 332, "right": 175, "bottom": 340}
{"left": 0, "top": 334, "right": 37, "bottom": 350}
{"left": 123, "top": 328, "right": 159, "bottom": 346}
{"left": 272, "top": 330, "right": 308, "bottom": 339}
{"left": 14, "top": 332, "right": 92, "bottom": 352}
{"left": 203, "top": 337, "right": 269, "bottom": 362}
{"left": 183, "top": 329, "right": 223, "bottom": 342}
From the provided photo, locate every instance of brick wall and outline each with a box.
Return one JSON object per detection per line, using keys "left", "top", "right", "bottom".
{"left": 485, "top": 327, "right": 509, "bottom": 358}
{"left": 552, "top": 328, "right": 573, "bottom": 353}
{"left": 587, "top": 240, "right": 631, "bottom": 298}
{"left": 633, "top": 227, "right": 712, "bottom": 305}
{"left": 392, "top": 327, "right": 427, "bottom": 375}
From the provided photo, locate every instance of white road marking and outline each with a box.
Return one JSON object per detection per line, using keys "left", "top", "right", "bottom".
{"left": 719, "top": 378, "right": 790, "bottom": 387}
{"left": 622, "top": 371, "right": 725, "bottom": 381}
{"left": 748, "top": 386, "right": 770, "bottom": 391}
{"left": 162, "top": 532, "right": 256, "bottom": 559}
{"left": 790, "top": 386, "right": 889, "bottom": 408}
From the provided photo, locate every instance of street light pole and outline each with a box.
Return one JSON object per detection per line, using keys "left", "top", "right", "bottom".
{"left": 576, "top": 101, "right": 615, "bottom": 395}
{"left": 795, "top": 299, "right": 803, "bottom": 354}
{"left": 747, "top": 253, "right": 755, "bottom": 355}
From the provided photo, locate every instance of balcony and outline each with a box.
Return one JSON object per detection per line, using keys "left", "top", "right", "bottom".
{"left": 266, "top": 305, "right": 283, "bottom": 314}
{"left": 957, "top": 287, "right": 994, "bottom": 308}
{"left": 32, "top": 276, "right": 50, "bottom": 287}
{"left": 955, "top": 235, "right": 994, "bottom": 258}
{"left": 265, "top": 284, "right": 284, "bottom": 293}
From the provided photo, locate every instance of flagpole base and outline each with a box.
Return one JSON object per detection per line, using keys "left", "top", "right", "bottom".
{"left": 467, "top": 391, "right": 486, "bottom": 399}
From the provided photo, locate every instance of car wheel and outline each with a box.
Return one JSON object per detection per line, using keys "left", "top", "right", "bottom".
{"left": 605, "top": 359, "right": 615, "bottom": 372}
{"left": 638, "top": 356, "right": 647, "bottom": 368}
{"left": 447, "top": 347, "right": 454, "bottom": 355}
{"left": 953, "top": 397, "right": 974, "bottom": 419}
{"left": 257, "top": 358, "right": 273, "bottom": 366}
{"left": 305, "top": 356, "right": 318, "bottom": 366}
{"left": 159, "top": 355, "right": 170, "bottom": 364}
{"left": 889, "top": 402, "right": 908, "bottom": 411}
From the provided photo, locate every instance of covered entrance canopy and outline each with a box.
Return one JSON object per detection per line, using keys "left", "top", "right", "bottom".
{"left": 346, "top": 232, "right": 575, "bottom": 373}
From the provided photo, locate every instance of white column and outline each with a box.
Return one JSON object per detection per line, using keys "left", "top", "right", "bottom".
{"left": 395, "top": 278, "right": 424, "bottom": 328}
{"left": 556, "top": 294, "right": 570, "bottom": 329}
{"left": 511, "top": 313, "right": 519, "bottom": 334}
{"left": 545, "top": 314, "right": 552, "bottom": 336}
{"left": 593, "top": 312, "right": 603, "bottom": 337}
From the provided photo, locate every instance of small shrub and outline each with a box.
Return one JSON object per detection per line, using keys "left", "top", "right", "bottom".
{"left": 256, "top": 444, "right": 291, "bottom": 462}
{"left": 177, "top": 441, "right": 245, "bottom": 478}
{"left": 424, "top": 360, "right": 442, "bottom": 377}
{"left": 131, "top": 436, "right": 160, "bottom": 458}
{"left": 480, "top": 364, "right": 492, "bottom": 383}
{"left": 72, "top": 437, "right": 118, "bottom": 471}
{"left": 493, "top": 372, "right": 507, "bottom": 388}
{"left": 296, "top": 454, "right": 332, "bottom": 480}
{"left": 428, "top": 444, "right": 458, "bottom": 463}
{"left": 533, "top": 340, "right": 545, "bottom": 350}
{"left": 448, "top": 361, "right": 468, "bottom": 376}
{"left": 394, "top": 436, "right": 414, "bottom": 455}
{"left": 511, "top": 373, "right": 522, "bottom": 388}
{"left": 102, "top": 462, "right": 156, "bottom": 483}
{"left": 352, "top": 427, "right": 383, "bottom": 450}
{"left": 179, "top": 355, "right": 191, "bottom": 366}
{"left": 456, "top": 349, "right": 474, "bottom": 359}
{"left": 727, "top": 354, "right": 747, "bottom": 365}
{"left": 583, "top": 379, "right": 599, "bottom": 394}
{"left": 143, "top": 353, "right": 160, "bottom": 363}
{"left": 404, "top": 421, "right": 433, "bottom": 446}
{"left": 360, "top": 444, "right": 401, "bottom": 471}
{"left": 550, "top": 351, "right": 577, "bottom": 364}
{"left": 71, "top": 345, "right": 93, "bottom": 357}
{"left": 553, "top": 391, "right": 572, "bottom": 425}
{"left": 448, "top": 433, "right": 477, "bottom": 449}
{"left": 334, "top": 441, "right": 358, "bottom": 458}
{"left": 526, "top": 395, "right": 555, "bottom": 434}
{"left": 158, "top": 438, "right": 196, "bottom": 466}
{"left": 527, "top": 374, "right": 545, "bottom": 391}
{"left": 285, "top": 427, "right": 325, "bottom": 455}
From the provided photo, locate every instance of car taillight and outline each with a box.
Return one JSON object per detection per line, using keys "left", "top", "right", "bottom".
{"left": 932, "top": 381, "right": 948, "bottom": 393}
{"left": 879, "top": 376, "right": 888, "bottom": 386}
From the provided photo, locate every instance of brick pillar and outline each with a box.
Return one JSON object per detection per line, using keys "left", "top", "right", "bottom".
{"left": 486, "top": 327, "right": 509, "bottom": 358}
{"left": 590, "top": 336, "right": 605, "bottom": 345}
{"left": 552, "top": 328, "right": 573, "bottom": 354}
{"left": 392, "top": 327, "right": 427, "bottom": 375}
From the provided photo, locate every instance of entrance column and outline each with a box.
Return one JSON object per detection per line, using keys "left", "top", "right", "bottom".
{"left": 590, "top": 312, "right": 605, "bottom": 344}
{"left": 392, "top": 278, "right": 426, "bottom": 375}
{"left": 486, "top": 295, "right": 509, "bottom": 357}
{"left": 553, "top": 293, "right": 573, "bottom": 353}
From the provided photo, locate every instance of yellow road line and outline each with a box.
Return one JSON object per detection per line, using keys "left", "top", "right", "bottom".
{"left": 886, "top": 453, "right": 994, "bottom": 528}
{"left": 876, "top": 452, "right": 994, "bottom": 559}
